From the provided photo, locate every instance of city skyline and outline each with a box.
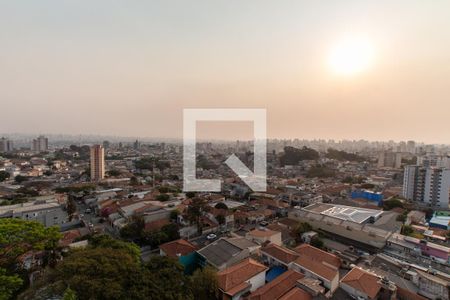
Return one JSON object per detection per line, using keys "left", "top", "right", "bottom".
{"left": 1, "top": 1, "right": 450, "bottom": 143}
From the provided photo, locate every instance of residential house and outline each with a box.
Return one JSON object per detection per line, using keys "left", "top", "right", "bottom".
{"left": 217, "top": 258, "right": 267, "bottom": 300}
{"left": 197, "top": 237, "right": 260, "bottom": 271}
{"left": 247, "top": 269, "right": 307, "bottom": 300}
{"left": 340, "top": 267, "right": 382, "bottom": 300}
{"left": 290, "top": 244, "right": 341, "bottom": 293}
{"left": 159, "top": 239, "right": 197, "bottom": 274}
{"left": 246, "top": 228, "right": 282, "bottom": 246}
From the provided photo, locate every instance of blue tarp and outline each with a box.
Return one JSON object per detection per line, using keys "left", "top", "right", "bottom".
{"left": 266, "top": 266, "right": 286, "bottom": 282}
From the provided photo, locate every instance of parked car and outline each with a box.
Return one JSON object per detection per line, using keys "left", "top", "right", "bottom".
{"left": 206, "top": 233, "right": 217, "bottom": 240}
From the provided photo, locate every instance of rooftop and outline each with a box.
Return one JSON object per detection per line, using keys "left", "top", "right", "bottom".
{"left": 217, "top": 258, "right": 267, "bottom": 296}
{"left": 292, "top": 244, "right": 341, "bottom": 281}
{"left": 261, "top": 243, "right": 299, "bottom": 265}
{"left": 340, "top": 267, "right": 381, "bottom": 299}
{"left": 248, "top": 269, "right": 304, "bottom": 300}
{"left": 303, "top": 203, "right": 383, "bottom": 224}
{"left": 197, "top": 238, "right": 244, "bottom": 268}
{"left": 159, "top": 239, "right": 196, "bottom": 259}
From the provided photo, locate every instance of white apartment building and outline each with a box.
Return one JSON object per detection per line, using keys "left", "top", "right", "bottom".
{"left": 32, "top": 135, "right": 49, "bottom": 152}
{"left": 377, "top": 151, "right": 402, "bottom": 169}
{"left": 403, "top": 166, "right": 450, "bottom": 208}
{"left": 0, "top": 137, "right": 13, "bottom": 152}
{"left": 417, "top": 154, "right": 450, "bottom": 168}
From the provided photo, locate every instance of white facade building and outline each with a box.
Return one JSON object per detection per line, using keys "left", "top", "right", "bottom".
{"left": 403, "top": 166, "right": 450, "bottom": 208}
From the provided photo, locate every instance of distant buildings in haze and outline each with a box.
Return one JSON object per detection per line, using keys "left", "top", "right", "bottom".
{"left": 32, "top": 135, "right": 48, "bottom": 152}
{"left": 0, "top": 137, "right": 13, "bottom": 153}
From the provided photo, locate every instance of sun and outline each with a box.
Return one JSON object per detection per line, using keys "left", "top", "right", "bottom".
{"left": 328, "top": 36, "right": 375, "bottom": 76}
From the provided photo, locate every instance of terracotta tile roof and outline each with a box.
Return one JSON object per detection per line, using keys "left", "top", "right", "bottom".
{"left": 144, "top": 219, "right": 170, "bottom": 231}
{"left": 294, "top": 244, "right": 341, "bottom": 268}
{"left": 159, "top": 239, "right": 196, "bottom": 259}
{"left": 218, "top": 258, "right": 268, "bottom": 296}
{"left": 59, "top": 229, "right": 81, "bottom": 247}
{"left": 247, "top": 269, "right": 304, "bottom": 300}
{"left": 278, "top": 287, "right": 312, "bottom": 300}
{"left": 248, "top": 228, "right": 279, "bottom": 238}
{"left": 340, "top": 267, "right": 381, "bottom": 299}
{"left": 276, "top": 218, "right": 298, "bottom": 229}
{"left": 292, "top": 244, "right": 341, "bottom": 281}
{"left": 261, "top": 243, "right": 299, "bottom": 264}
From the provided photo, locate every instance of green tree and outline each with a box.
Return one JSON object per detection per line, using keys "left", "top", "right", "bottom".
{"left": 216, "top": 214, "right": 226, "bottom": 225}
{"left": 294, "top": 222, "right": 312, "bottom": 239}
{"left": 62, "top": 287, "right": 77, "bottom": 300}
{"left": 383, "top": 198, "right": 404, "bottom": 211}
{"left": 170, "top": 209, "right": 179, "bottom": 221}
{"left": 130, "top": 176, "right": 140, "bottom": 186}
{"left": 401, "top": 225, "right": 414, "bottom": 236}
{"left": 0, "top": 219, "right": 61, "bottom": 267}
{"left": 57, "top": 247, "right": 140, "bottom": 300}
{"left": 89, "top": 234, "right": 141, "bottom": 262}
{"left": 310, "top": 237, "right": 324, "bottom": 249}
{"left": 43, "top": 170, "right": 53, "bottom": 176}
{"left": 189, "top": 267, "right": 218, "bottom": 300}
{"left": 156, "top": 193, "right": 170, "bottom": 202}
{"left": 214, "top": 202, "right": 228, "bottom": 210}
{"left": 0, "top": 171, "right": 10, "bottom": 182}
{"left": 66, "top": 198, "right": 77, "bottom": 221}
{"left": 187, "top": 198, "right": 207, "bottom": 234}
{"left": 0, "top": 268, "right": 23, "bottom": 300}
{"left": 161, "top": 223, "right": 180, "bottom": 241}
{"left": 279, "top": 146, "right": 319, "bottom": 166}
{"left": 106, "top": 169, "right": 121, "bottom": 177}
{"left": 144, "top": 256, "right": 192, "bottom": 300}
{"left": 120, "top": 216, "right": 145, "bottom": 241}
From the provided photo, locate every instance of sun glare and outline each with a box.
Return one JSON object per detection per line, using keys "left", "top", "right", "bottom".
{"left": 328, "top": 36, "right": 375, "bottom": 76}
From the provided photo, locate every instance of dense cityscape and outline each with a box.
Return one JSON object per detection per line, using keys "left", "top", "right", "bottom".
{"left": 0, "top": 135, "right": 449, "bottom": 299}
{"left": 2, "top": 1, "right": 450, "bottom": 299}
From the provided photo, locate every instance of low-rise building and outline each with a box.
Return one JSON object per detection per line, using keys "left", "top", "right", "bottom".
{"left": 247, "top": 269, "right": 307, "bottom": 300}
{"left": 290, "top": 244, "right": 341, "bottom": 293}
{"left": 217, "top": 258, "right": 267, "bottom": 300}
{"left": 412, "top": 269, "right": 449, "bottom": 300}
{"left": 197, "top": 237, "right": 259, "bottom": 271}
{"left": 340, "top": 267, "right": 382, "bottom": 300}
{"left": 0, "top": 196, "right": 67, "bottom": 227}
{"left": 246, "top": 228, "right": 282, "bottom": 246}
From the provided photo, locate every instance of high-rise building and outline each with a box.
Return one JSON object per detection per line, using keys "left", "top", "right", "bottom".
{"left": 133, "top": 139, "right": 140, "bottom": 150}
{"left": 377, "top": 151, "right": 402, "bottom": 169}
{"left": 417, "top": 154, "right": 450, "bottom": 168}
{"left": 90, "top": 145, "right": 105, "bottom": 181}
{"left": 406, "top": 140, "right": 416, "bottom": 153}
{"left": 403, "top": 166, "right": 450, "bottom": 208}
{"left": 0, "top": 137, "right": 13, "bottom": 153}
{"left": 32, "top": 135, "right": 48, "bottom": 152}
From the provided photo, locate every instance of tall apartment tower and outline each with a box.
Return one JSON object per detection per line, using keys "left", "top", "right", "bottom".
{"left": 378, "top": 151, "right": 402, "bottom": 169}
{"left": 403, "top": 165, "right": 450, "bottom": 208}
{"left": 0, "top": 137, "right": 13, "bottom": 153}
{"left": 32, "top": 135, "right": 48, "bottom": 152}
{"left": 90, "top": 145, "right": 105, "bottom": 181}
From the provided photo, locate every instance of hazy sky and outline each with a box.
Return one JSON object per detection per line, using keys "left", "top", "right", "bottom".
{"left": 1, "top": 1, "right": 450, "bottom": 143}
